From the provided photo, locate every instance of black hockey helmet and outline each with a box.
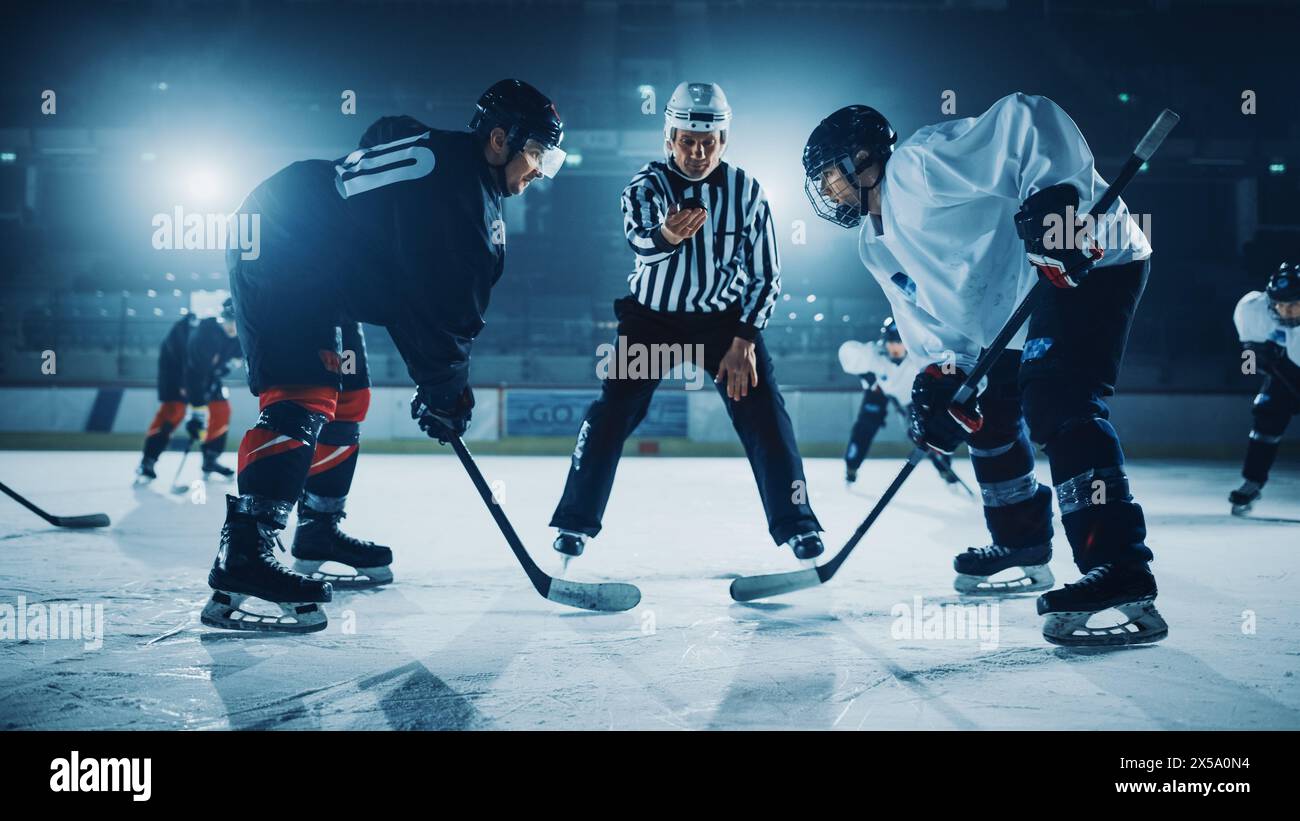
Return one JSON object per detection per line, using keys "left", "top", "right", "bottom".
{"left": 879, "top": 316, "right": 902, "bottom": 344}
{"left": 802, "top": 105, "right": 896, "bottom": 229}
{"left": 1267, "top": 261, "right": 1300, "bottom": 326}
{"left": 220, "top": 297, "right": 235, "bottom": 322}
{"left": 470, "top": 79, "right": 566, "bottom": 178}
{"left": 879, "top": 316, "right": 904, "bottom": 361}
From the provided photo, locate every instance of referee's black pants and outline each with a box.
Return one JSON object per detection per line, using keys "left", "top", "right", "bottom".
{"left": 550, "top": 296, "right": 822, "bottom": 546}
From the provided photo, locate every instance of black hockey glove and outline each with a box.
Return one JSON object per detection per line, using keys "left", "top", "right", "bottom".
{"left": 185, "top": 406, "right": 209, "bottom": 441}
{"left": 910, "top": 365, "right": 981, "bottom": 455}
{"left": 1015, "top": 184, "right": 1104, "bottom": 289}
{"left": 1243, "top": 340, "right": 1284, "bottom": 369}
{"left": 411, "top": 385, "right": 474, "bottom": 444}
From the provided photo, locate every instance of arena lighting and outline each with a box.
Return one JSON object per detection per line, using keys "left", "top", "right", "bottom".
{"left": 0, "top": 152, "right": 16, "bottom": 163}
{"left": 564, "top": 151, "right": 583, "bottom": 168}
{"left": 187, "top": 167, "right": 224, "bottom": 201}
{"left": 1269, "top": 162, "right": 1286, "bottom": 174}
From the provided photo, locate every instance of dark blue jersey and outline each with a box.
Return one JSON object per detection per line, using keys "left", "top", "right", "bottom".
{"left": 229, "top": 117, "right": 505, "bottom": 406}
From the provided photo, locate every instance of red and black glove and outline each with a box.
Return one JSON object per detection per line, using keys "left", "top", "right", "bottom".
{"left": 909, "top": 365, "right": 982, "bottom": 455}
{"left": 411, "top": 385, "right": 475, "bottom": 444}
{"left": 1015, "top": 183, "right": 1104, "bottom": 289}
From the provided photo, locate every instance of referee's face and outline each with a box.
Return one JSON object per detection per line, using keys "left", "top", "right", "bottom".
{"left": 669, "top": 130, "right": 724, "bottom": 180}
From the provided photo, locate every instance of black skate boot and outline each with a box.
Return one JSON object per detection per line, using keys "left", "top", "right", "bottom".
{"left": 291, "top": 501, "right": 394, "bottom": 588}
{"left": 201, "top": 495, "right": 333, "bottom": 633}
{"left": 1229, "top": 480, "right": 1262, "bottom": 516}
{"left": 201, "top": 450, "right": 235, "bottom": 480}
{"left": 953, "top": 542, "right": 1054, "bottom": 596}
{"left": 136, "top": 457, "right": 157, "bottom": 484}
{"left": 845, "top": 465, "right": 858, "bottom": 485}
{"left": 785, "top": 531, "right": 825, "bottom": 561}
{"left": 553, "top": 529, "right": 588, "bottom": 575}
{"left": 1036, "top": 562, "right": 1167, "bottom": 647}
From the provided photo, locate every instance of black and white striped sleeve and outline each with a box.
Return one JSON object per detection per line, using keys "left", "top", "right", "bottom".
{"left": 621, "top": 167, "right": 680, "bottom": 266}
{"left": 737, "top": 186, "right": 780, "bottom": 338}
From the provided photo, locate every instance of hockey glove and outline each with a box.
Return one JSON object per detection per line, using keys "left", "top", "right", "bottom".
{"left": 1243, "top": 340, "right": 1284, "bottom": 369}
{"left": 1015, "top": 184, "right": 1104, "bottom": 289}
{"left": 910, "top": 365, "right": 981, "bottom": 454}
{"left": 411, "top": 385, "right": 475, "bottom": 444}
{"left": 185, "top": 405, "right": 209, "bottom": 441}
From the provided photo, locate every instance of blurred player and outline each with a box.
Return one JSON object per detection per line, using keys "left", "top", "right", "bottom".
{"left": 136, "top": 297, "right": 241, "bottom": 483}
{"left": 838, "top": 317, "right": 965, "bottom": 491}
{"left": 1229, "top": 261, "right": 1300, "bottom": 514}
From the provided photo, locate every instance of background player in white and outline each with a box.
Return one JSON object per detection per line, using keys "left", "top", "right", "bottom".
{"left": 838, "top": 316, "right": 964, "bottom": 490}
{"left": 1229, "top": 261, "right": 1300, "bottom": 514}
{"left": 802, "top": 94, "right": 1166, "bottom": 646}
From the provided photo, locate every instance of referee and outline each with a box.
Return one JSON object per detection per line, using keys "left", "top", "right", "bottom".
{"left": 549, "top": 82, "right": 824, "bottom": 564}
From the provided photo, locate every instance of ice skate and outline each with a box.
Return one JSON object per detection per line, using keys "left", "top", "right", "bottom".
{"left": 1229, "top": 480, "right": 1262, "bottom": 516}
{"left": 290, "top": 502, "right": 394, "bottom": 589}
{"left": 953, "top": 542, "right": 1054, "bottom": 596}
{"left": 135, "top": 458, "right": 157, "bottom": 485}
{"left": 845, "top": 465, "right": 858, "bottom": 485}
{"left": 201, "top": 495, "right": 333, "bottom": 633}
{"left": 553, "top": 529, "right": 588, "bottom": 576}
{"left": 1037, "top": 562, "right": 1167, "bottom": 647}
{"left": 786, "top": 531, "right": 824, "bottom": 563}
{"left": 201, "top": 451, "right": 235, "bottom": 481}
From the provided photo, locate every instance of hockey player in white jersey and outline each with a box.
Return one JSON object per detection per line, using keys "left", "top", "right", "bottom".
{"left": 838, "top": 317, "right": 965, "bottom": 490}
{"left": 1229, "top": 261, "right": 1300, "bottom": 514}
{"left": 802, "top": 94, "right": 1166, "bottom": 646}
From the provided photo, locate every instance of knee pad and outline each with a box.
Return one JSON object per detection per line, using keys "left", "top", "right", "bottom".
{"left": 248, "top": 400, "right": 330, "bottom": 452}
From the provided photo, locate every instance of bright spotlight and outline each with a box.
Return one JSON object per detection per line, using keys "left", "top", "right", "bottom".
{"left": 187, "top": 168, "right": 223, "bottom": 201}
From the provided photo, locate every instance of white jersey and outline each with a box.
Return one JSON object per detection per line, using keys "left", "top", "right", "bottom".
{"left": 858, "top": 93, "right": 1153, "bottom": 371}
{"left": 1234, "top": 290, "right": 1300, "bottom": 367}
{"left": 838, "top": 340, "right": 920, "bottom": 406}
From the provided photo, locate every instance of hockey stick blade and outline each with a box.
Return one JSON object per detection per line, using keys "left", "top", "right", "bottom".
{"left": 49, "top": 513, "right": 112, "bottom": 529}
{"left": 0, "top": 481, "right": 111, "bottom": 529}
{"left": 447, "top": 436, "right": 642, "bottom": 613}
{"left": 729, "top": 567, "right": 823, "bottom": 602}
{"left": 547, "top": 578, "right": 642, "bottom": 612}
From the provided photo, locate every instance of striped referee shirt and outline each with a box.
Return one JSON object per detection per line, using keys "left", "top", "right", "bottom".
{"left": 622, "top": 159, "right": 780, "bottom": 339}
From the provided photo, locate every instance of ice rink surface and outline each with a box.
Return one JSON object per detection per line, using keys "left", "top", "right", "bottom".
{"left": 1, "top": 449, "right": 1297, "bottom": 730}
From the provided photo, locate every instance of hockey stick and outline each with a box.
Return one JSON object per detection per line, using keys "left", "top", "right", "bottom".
{"left": 0, "top": 480, "right": 111, "bottom": 529}
{"left": 170, "top": 438, "right": 196, "bottom": 495}
{"left": 447, "top": 435, "right": 642, "bottom": 612}
{"left": 731, "top": 108, "right": 1180, "bottom": 603}
{"left": 888, "top": 395, "right": 974, "bottom": 497}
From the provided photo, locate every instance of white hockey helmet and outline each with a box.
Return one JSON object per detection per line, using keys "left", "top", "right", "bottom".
{"left": 664, "top": 82, "right": 732, "bottom": 154}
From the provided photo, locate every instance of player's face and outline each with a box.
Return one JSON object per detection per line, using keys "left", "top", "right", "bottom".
{"left": 819, "top": 165, "right": 860, "bottom": 208}
{"left": 504, "top": 144, "right": 546, "bottom": 195}
{"left": 670, "top": 130, "right": 724, "bottom": 179}
{"left": 1274, "top": 299, "right": 1300, "bottom": 323}
{"left": 885, "top": 341, "right": 906, "bottom": 360}
{"left": 222, "top": 319, "right": 237, "bottom": 337}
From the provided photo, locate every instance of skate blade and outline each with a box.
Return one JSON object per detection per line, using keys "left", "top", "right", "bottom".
{"left": 954, "top": 565, "right": 1054, "bottom": 596}
{"left": 200, "top": 590, "right": 328, "bottom": 633}
{"left": 1231, "top": 502, "right": 1255, "bottom": 517}
{"left": 1042, "top": 599, "right": 1168, "bottom": 647}
{"left": 133, "top": 475, "right": 154, "bottom": 487}
{"left": 292, "top": 559, "right": 393, "bottom": 589}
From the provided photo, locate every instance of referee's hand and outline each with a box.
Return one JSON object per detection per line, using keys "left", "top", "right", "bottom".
{"left": 716, "top": 337, "right": 758, "bottom": 401}
{"left": 661, "top": 202, "right": 707, "bottom": 245}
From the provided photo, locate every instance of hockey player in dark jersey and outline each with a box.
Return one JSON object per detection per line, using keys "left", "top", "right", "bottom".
{"left": 137, "top": 298, "right": 242, "bottom": 483}
{"left": 201, "top": 79, "right": 566, "bottom": 633}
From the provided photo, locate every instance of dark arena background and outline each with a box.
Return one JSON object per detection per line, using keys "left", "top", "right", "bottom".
{"left": 0, "top": 0, "right": 1297, "bottom": 778}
